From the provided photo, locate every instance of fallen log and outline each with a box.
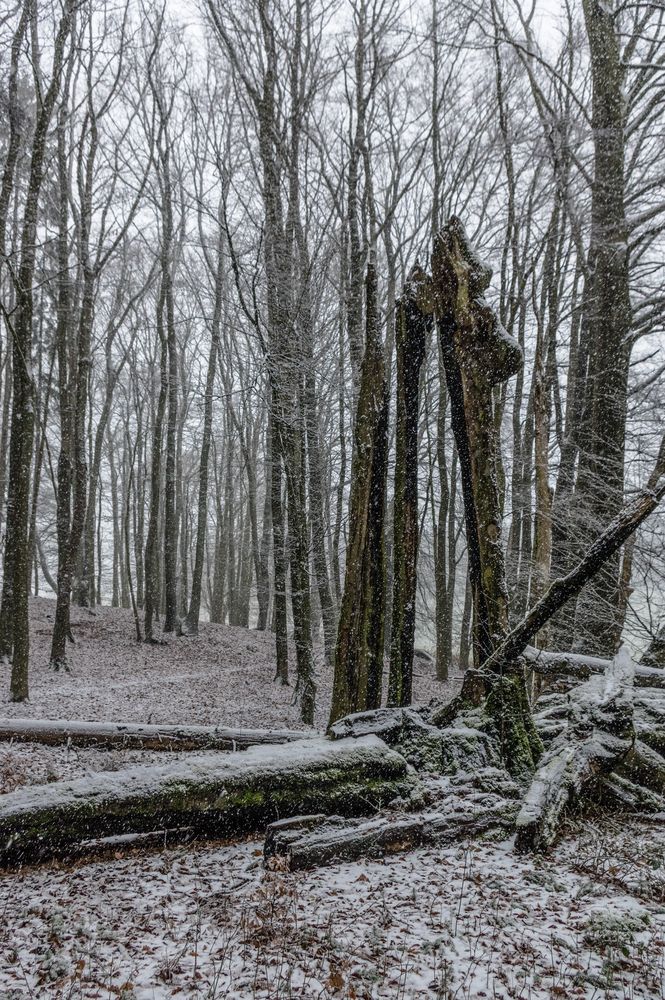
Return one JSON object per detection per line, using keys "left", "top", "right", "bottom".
{"left": 533, "top": 685, "right": 665, "bottom": 755}
{"left": 524, "top": 646, "right": 665, "bottom": 689}
{"left": 515, "top": 650, "right": 635, "bottom": 853}
{"left": 600, "top": 773, "right": 665, "bottom": 814}
{"left": 616, "top": 739, "right": 665, "bottom": 795}
{"left": 264, "top": 813, "right": 424, "bottom": 870}
{"left": 0, "top": 717, "right": 313, "bottom": 752}
{"left": 264, "top": 787, "right": 519, "bottom": 871}
{"left": 0, "top": 735, "right": 415, "bottom": 866}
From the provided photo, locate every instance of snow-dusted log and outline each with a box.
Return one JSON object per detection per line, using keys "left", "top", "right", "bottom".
{"left": 516, "top": 650, "right": 635, "bottom": 853}
{"left": 0, "top": 717, "right": 313, "bottom": 752}
{"left": 600, "top": 773, "right": 665, "bottom": 814}
{"left": 264, "top": 813, "right": 424, "bottom": 870}
{"left": 330, "top": 706, "right": 501, "bottom": 774}
{"left": 0, "top": 735, "right": 413, "bottom": 866}
{"left": 264, "top": 788, "right": 519, "bottom": 871}
{"left": 524, "top": 646, "right": 665, "bottom": 689}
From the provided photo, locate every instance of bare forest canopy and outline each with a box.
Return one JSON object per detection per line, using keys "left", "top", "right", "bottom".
{"left": 0, "top": 0, "right": 664, "bottom": 724}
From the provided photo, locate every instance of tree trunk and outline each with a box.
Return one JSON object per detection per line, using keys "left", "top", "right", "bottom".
{"left": 329, "top": 262, "right": 389, "bottom": 725}
{"left": 572, "top": 0, "right": 632, "bottom": 656}
{"left": 388, "top": 269, "right": 432, "bottom": 706}
{"left": 144, "top": 298, "right": 168, "bottom": 643}
{"left": 182, "top": 237, "right": 222, "bottom": 636}
{"left": 432, "top": 217, "right": 522, "bottom": 677}
{"left": 0, "top": 718, "right": 313, "bottom": 752}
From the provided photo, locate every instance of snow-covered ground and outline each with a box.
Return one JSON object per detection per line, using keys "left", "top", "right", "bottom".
{"left": 0, "top": 599, "right": 664, "bottom": 999}
{"left": 1, "top": 819, "right": 663, "bottom": 999}
{"left": 0, "top": 598, "right": 459, "bottom": 731}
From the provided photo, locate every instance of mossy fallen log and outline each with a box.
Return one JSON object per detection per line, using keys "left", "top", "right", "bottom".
{"left": 330, "top": 706, "right": 501, "bottom": 774}
{"left": 0, "top": 717, "right": 312, "bottom": 752}
{"left": 616, "top": 739, "right": 665, "bottom": 795}
{"left": 600, "top": 773, "right": 665, "bottom": 814}
{"left": 0, "top": 735, "right": 414, "bottom": 866}
{"left": 534, "top": 686, "right": 665, "bottom": 754}
{"left": 264, "top": 813, "right": 425, "bottom": 870}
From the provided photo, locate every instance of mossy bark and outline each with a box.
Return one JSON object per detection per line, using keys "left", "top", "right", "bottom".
{"left": 432, "top": 218, "right": 522, "bottom": 678}
{"left": 388, "top": 268, "right": 432, "bottom": 707}
{"left": 484, "top": 672, "right": 543, "bottom": 782}
{"left": 0, "top": 736, "right": 412, "bottom": 866}
{"left": 329, "top": 263, "right": 389, "bottom": 725}
{"left": 430, "top": 218, "right": 539, "bottom": 779}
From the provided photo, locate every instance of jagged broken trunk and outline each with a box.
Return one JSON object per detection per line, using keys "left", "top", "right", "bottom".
{"left": 429, "top": 218, "right": 541, "bottom": 775}
{"left": 432, "top": 217, "right": 521, "bottom": 671}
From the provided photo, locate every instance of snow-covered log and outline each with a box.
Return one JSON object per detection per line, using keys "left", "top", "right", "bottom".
{"left": 600, "top": 773, "right": 665, "bottom": 814}
{"left": 0, "top": 717, "right": 313, "bottom": 752}
{"left": 0, "top": 735, "right": 414, "bottom": 866}
{"left": 264, "top": 813, "right": 424, "bottom": 870}
{"left": 523, "top": 646, "right": 665, "bottom": 689}
{"left": 264, "top": 788, "right": 519, "bottom": 871}
{"left": 516, "top": 650, "right": 635, "bottom": 852}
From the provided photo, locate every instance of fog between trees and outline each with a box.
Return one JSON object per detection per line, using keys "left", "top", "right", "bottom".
{"left": 0, "top": 0, "right": 664, "bottom": 725}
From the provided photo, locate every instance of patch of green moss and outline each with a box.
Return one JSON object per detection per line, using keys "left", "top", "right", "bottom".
{"left": 484, "top": 674, "right": 543, "bottom": 782}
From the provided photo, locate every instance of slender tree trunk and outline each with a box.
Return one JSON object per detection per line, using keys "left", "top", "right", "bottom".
{"left": 182, "top": 239, "right": 222, "bottom": 636}
{"left": 572, "top": 0, "right": 632, "bottom": 655}
{"left": 144, "top": 295, "right": 168, "bottom": 643}
{"left": 329, "top": 262, "right": 389, "bottom": 725}
{"left": 388, "top": 270, "right": 432, "bottom": 706}
{"left": 0, "top": 3, "right": 74, "bottom": 700}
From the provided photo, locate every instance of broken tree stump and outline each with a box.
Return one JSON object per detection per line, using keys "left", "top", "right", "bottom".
{"left": 388, "top": 266, "right": 433, "bottom": 707}
{"left": 432, "top": 216, "right": 522, "bottom": 674}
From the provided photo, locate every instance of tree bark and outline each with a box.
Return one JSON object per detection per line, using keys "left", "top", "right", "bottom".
{"left": 329, "top": 262, "right": 390, "bottom": 725}
{"left": 0, "top": 2, "right": 74, "bottom": 700}
{"left": 571, "top": 0, "right": 632, "bottom": 656}
{"left": 388, "top": 268, "right": 432, "bottom": 706}
{"left": 432, "top": 217, "right": 522, "bottom": 675}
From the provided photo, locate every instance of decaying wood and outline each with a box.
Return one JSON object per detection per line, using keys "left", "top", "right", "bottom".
{"left": 264, "top": 783, "right": 519, "bottom": 871}
{"left": 330, "top": 706, "right": 502, "bottom": 775}
{"left": 264, "top": 813, "right": 424, "bottom": 870}
{"left": 432, "top": 216, "right": 522, "bottom": 671}
{"left": 388, "top": 267, "right": 433, "bottom": 708}
{"left": 0, "top": 717, "right": 314, "bottom": 752}
{"left": 600, "top": 773, "right": 665, "bottom": 815}
{"left": 0, "top": 735, "right": 413, "bottom": 866}
{"left": 515, "top": 650, "right": 635, "bottom": 852}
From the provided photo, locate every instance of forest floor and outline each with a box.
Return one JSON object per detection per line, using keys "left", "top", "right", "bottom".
{"left": 0, "top": 598, "right": 663, "bottom": 999}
